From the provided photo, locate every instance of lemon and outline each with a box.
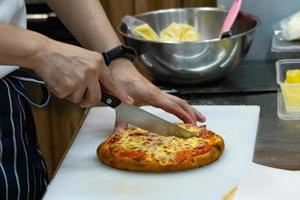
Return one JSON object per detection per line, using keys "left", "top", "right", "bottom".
{"left": 133, "top": 24, "right": 159, "bottom": 41}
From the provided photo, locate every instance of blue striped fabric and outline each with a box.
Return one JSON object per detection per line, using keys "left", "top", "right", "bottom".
{"left": 0, "top": 70, "right": 49, "bottom": 200}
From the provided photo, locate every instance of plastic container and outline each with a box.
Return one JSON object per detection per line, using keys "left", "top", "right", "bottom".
{"left": 272, "top": 35, "right": 300, "bottom": 59}
{"left": 276, "top": 59, "right": 300, "bottom": 120}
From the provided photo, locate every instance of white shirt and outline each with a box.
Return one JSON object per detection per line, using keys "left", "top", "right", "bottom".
{"left": 0, "top": 0, "right": 26, "bottom": 78}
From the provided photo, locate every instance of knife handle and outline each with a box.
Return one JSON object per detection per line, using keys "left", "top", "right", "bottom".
{"left": 101, "top": 92, "right": 122, "bottom": 108}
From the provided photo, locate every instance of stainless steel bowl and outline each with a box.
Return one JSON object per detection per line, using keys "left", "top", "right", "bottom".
{"left": 119, "top": 8, "right": 260, "bottom": 84}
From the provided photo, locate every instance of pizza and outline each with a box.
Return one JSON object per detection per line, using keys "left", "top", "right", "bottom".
{"left": 97, "top": 123, "right": 224, "bottom": 172}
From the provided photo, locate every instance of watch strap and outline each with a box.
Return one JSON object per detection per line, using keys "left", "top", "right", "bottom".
{"left": 102, "top": 45, "right": 137, "bottom": 66}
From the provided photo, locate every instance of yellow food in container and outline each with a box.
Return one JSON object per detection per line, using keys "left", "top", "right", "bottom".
{"left": 160, "top": 23, "right": 201, "bottom": 42}
{"left": 133, "top": 24, "right": 160, "bottom": 41}
{"left": 282, "top": 69, "right": 300, "bottom": 112}
{"left": 133, "top": 22, "right": 201, "bottom": 42}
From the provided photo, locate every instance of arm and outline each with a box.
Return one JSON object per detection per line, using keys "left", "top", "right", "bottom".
{"left": 46, "top": 0, "right": 121, "bottom": 52}
{"left": 0, "top": 22, "right": 132, "bottom": 107}
{"left": 0, "top": 22, "right": 45, "bottom": 70}
{"left": 47, "top": 0, "right": 206, "bottom": 125}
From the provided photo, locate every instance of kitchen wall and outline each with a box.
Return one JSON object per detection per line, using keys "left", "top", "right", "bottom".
{"left": 219, "top": 0, "right": 300, "bottom": 61}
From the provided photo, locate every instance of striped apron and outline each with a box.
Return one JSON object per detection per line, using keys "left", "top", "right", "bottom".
{"left": 0, "top": 70, "right": 50, "bottom": 200}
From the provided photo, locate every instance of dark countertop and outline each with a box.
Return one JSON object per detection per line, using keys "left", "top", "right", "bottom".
{"left": 171, "top": 62, "right": 300, "bottom": 171}
{"left": 182, "top": 93, "right": 300, "bottom": 171}
{"left": 158, "top": 61, "right": 278, "bottom": 94}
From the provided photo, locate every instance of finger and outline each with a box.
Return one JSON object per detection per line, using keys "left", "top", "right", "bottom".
{"left": 164, "top": 93, "right": 206, "bottom": 123}
{"left": 49, "top": 86, "right": 74, "bottom": 100}
{"left": 165, "top": 93, "right": 197, "bottom": 124}
{"left": 79, "top": 80, "right": 101, "bottom": 108}
{"left": 66, "top": 86, "right": 87, "bottom": 104}
{"left": 192, "top": 107, "right": 206, "bottom": 122}
{"left": 48, "top": 77, "right": 79, "bottom": 99}
{"left": 99, "top": 66, "right": 134, "bottom": 104}
{"left": 151, "top": 96, "right": 194, "bottom": 124}
{"left": 114, "top": 119, "right": 128, "bottom": 132}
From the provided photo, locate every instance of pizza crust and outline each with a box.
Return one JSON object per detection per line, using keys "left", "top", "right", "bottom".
{"left": 97, "top": 124, "right": 224, "bottom": 172}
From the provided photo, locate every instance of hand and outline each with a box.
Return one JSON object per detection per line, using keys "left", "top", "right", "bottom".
{"left": 32, "top": 39, "right": 133, "bottom": 107}
{"left": 109, "top": 59, "right": 206, "bottom": 132}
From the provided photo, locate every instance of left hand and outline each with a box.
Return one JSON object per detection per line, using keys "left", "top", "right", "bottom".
{"left": 109, "top": 59, "right": 206, "bottom": 132}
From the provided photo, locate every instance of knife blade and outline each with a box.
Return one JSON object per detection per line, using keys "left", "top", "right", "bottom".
{"left": 101, "top": 92, "right": 194, "bottom": 138}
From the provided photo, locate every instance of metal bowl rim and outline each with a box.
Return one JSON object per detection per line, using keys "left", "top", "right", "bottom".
{"left": 118, "top": 7, "right": 261, "bottom": 44}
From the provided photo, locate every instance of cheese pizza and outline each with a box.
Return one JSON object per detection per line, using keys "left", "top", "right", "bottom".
{"left": 97, "top": 124, "right": 224, "bottom": 172}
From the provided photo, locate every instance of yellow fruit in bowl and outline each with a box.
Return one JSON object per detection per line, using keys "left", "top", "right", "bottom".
{"left": 133, "top": 22, "right": 200, "bottom": 42}
{"left": 160, "top": 22, "right": 201, "bottom": 42}
{"left": 133, "top": 24, "right": 159, "bottom": 41}
{"left": 181, "top": 27, "right": 201, "bottom": 41}
{"left": 159, "top": 23, "right": 182, "bottom": 41}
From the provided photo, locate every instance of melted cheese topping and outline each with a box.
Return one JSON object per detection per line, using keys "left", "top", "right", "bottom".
{"left": 110, "top": 124, "right": 214, "bottom": 165}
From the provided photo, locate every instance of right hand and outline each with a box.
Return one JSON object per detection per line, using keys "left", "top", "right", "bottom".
{"left": 32, "top": 38, "right": 133, "bottom": 107}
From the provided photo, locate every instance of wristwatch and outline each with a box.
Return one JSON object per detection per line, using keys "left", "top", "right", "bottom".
{"left": 102, "top": 45, "right": 137, "bottom": 66}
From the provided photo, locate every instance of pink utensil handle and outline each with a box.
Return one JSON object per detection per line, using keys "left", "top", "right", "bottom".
{"left": 220, "top": 0, "right": 242, "bottom": 38}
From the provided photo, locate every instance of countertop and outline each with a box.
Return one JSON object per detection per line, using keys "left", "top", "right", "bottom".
{"left": 158, "top": 61, "right": 277, "bottom": 94}
{"left": 183, "top": 92, "right": 300, "bottom": 170}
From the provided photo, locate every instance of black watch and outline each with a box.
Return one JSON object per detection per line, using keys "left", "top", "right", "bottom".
{"left": 102, "top": 45, "right": 137, "bottom": 66}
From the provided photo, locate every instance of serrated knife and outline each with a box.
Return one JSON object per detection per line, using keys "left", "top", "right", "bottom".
{"left": 101, "top": 92, "right": 194, "bottom": 138}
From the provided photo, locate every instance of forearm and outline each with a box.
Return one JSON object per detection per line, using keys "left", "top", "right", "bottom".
{"left": 46, "top": 0, "right": 121, "bottom": 52}
{"left": 0, "top": 22, "right": 47, "bottom": 69}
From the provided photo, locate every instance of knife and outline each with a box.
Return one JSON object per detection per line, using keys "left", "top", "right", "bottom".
{"left": 100, "top": 92, "right": 194, "bottom": 138}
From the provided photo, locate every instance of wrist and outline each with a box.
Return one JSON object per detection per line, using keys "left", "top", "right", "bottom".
{"left": 109, "top": 58, "right": 142, "bottom": 81}
{"left": 102, "top": 42, "right": 122, "bottom": 52}
{"left": 24, "top": 33, "right": 50, "bottom": 71}
{"left": 110, "top": 58, "right": 135, "bottom": 70}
